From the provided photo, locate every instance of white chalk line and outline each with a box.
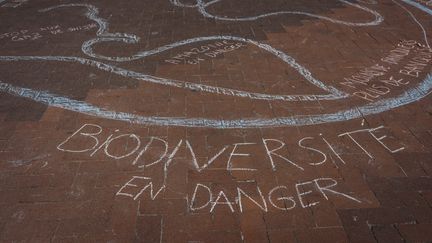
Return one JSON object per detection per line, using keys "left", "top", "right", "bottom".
{"left": 0, "top": 2, "right": 431, "bottom": 128}
{"left": 171, "top": 0, "right": 383, "bottom": 26}
{"left": 394, "top": 0, "right": 431, "bottom": 48}
{"left": 0, "top": 73, "right": 431, "bottom": 128}
{"left": 401, "top": 0, "right": 432, "bottom": 15}
{"left": 0, "top": 55, "right": 344, "bottom": 102}
{"left": 39, "top": 3, "right": 346, "bottom": 101}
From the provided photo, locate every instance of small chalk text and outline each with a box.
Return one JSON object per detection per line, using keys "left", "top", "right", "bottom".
{"left": 340, "top": 40, "right": 432, "bottom": 102}
{"left": 1, "top": 0, "right": 27, "bottom": 8}
{"left": 0, "top": 23, "right": 97, "bottom": 42}
{"left": 164, "top": 40, "right": 247, "bottom": 65}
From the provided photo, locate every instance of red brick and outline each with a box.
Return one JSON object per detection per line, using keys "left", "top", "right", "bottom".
{"left": 264, "top": 209, "right": 315, "bottom": 230}
{"left": 343, "top": 226, "right": 376, "bottom": 243}
{"left": 136, "top": 215, "right": 162, "bottom": 242}
{"left": 397, "top": 223, "right": 432, "bottom": 243}
{"left": 55, "top": 217, "right": 110, "bottom": 238}
{"left": 1, "top": 1, "right": 432, "bottom": 242}
{"left": 371, "top": 225, "right": 404, "bottom": 243}
{"left": 0, "top": 219, "right": 59, "bottom": 241}
{"left": 239, "top": 211, "right": 266, "bottom": 231}
{"left": 295, "top": 227, "right": 348, "bottom": 243}
{"left": 139, "top": 198, "right": 186, "bottom": 215}
{"left": 337, "top": 208, "right": 369, "bottom": 227}
{"left": 366, "top": 207, "right": 416, "bottom": 226}
{"left": 162, "top": 230, "right": 243, "bottom": 243}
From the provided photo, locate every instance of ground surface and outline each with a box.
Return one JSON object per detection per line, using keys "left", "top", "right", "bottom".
{"left": 0, "top": 0, "right": 432, "bottom": 242}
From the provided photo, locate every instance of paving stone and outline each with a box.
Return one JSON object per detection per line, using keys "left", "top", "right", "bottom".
{"left": 0, "top": 0, "right": 432, "bottom": 242}
{"left": 294, "top": 227, "right": 349, "bottom": 243}
{"left": 372, "top": 225, "right": 404, "bottom": 243}
{"left": 397, "top": 223, "right": 432, "bottom": 243}
{"left": 343, "top": 226, "right": 376, "bottom": 243}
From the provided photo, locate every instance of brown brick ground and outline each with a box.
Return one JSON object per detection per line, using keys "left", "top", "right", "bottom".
{"left": 1, "top": 0, "right": 432, "bottom": 242}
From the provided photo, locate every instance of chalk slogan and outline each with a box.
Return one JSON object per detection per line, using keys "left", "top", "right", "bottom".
{"left": 1, "top": 0, "right": 27, "bottom": 8}
{"left": 164, "top": 40, "right": 246, "bottom": 65}
{"left": 120, "top": 176, "right": 360, "bottom": 213}
{"left": 341, "top": 40, "right": 432, "bottom": 102}
{"left": 0, "top": 23, "right": 98, "bottom": 42}
{"left": 57, "top": 123, "right": 405, "bottom": 213}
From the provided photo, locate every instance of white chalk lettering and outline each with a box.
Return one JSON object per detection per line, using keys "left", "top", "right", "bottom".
{"left": 227, "top": 143, "right": 257, "bottom": 171}
{"left": 190, "top": 183, "right": 212, "bottom": 211}
{"left": 268, "top": 186, "right": 296, "bottom": 211}
{"left": 210, "top": 190, "right": 235, "bottom": 213}
{"left": 298, "top": 137, "right": 327, "bottom": 166}
{"left": 116, "top": 176, "right": 165, "bottom": 200}
{"left": 296, "top": 181, "right": 320, "bottom": 208}
{"left": 57, "top": 123, "right": 102, "bottom": 153}
{"left": 314, "top": 178, "right": 361, "bottom": 203}
{"left": 236, "top": 186, "right": 268, "bottom": 212}
{"left": 262, "top": 139, "right": 304, "bottom": 171}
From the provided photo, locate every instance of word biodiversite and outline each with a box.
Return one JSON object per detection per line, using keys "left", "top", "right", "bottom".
{"left": 56, "top": 123, "right": 405, "bottom": 213}
{"left": 57, "top": 124, "right": 405, "bottom": 172}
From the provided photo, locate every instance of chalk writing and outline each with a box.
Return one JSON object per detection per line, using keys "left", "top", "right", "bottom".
{"left": 400, "top": 47, "right": 432, "bottom": 77}
{"left": 0, "top": 30, "right": 42, "bottom": 42}
{"left": 116, "top": 176, "right": 165, "bottom": 200}
{"left": 58, "top": 124, "right": 405, "bottom": 171}
{"left": 1, "top": 0, "right": 27, "bottom": 8}
{"left": 164, "top": 40, "right": 246, "bottom": 65}
{"left": 34, "top": 4, "right": 348, "bottom": 102}
{"left": 381, "top": 40, "right": 418, "bottom": 65}
{"left": 341, "top": 64, "right": 391, "bottom": 88}
{"left": 340, "top": 40, "right": 431, "bottom": 102}
{"left": 0, "top": 23, "right": 97, "bottom": 42}
{"left": 186, "top": 178, "right": 361, "bottom": 213}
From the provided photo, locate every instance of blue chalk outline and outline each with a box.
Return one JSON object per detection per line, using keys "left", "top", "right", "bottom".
{"left": 401, "top": 0, "right": 432, "bottom": 15}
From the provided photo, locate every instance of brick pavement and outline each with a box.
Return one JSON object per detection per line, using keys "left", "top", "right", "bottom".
{"left": 0, "top": 0, "right": 432, "bottom": 242}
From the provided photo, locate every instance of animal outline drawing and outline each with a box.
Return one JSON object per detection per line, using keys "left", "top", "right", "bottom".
{"left": 0, "top": 0, "right": 431, "bottom": 128}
